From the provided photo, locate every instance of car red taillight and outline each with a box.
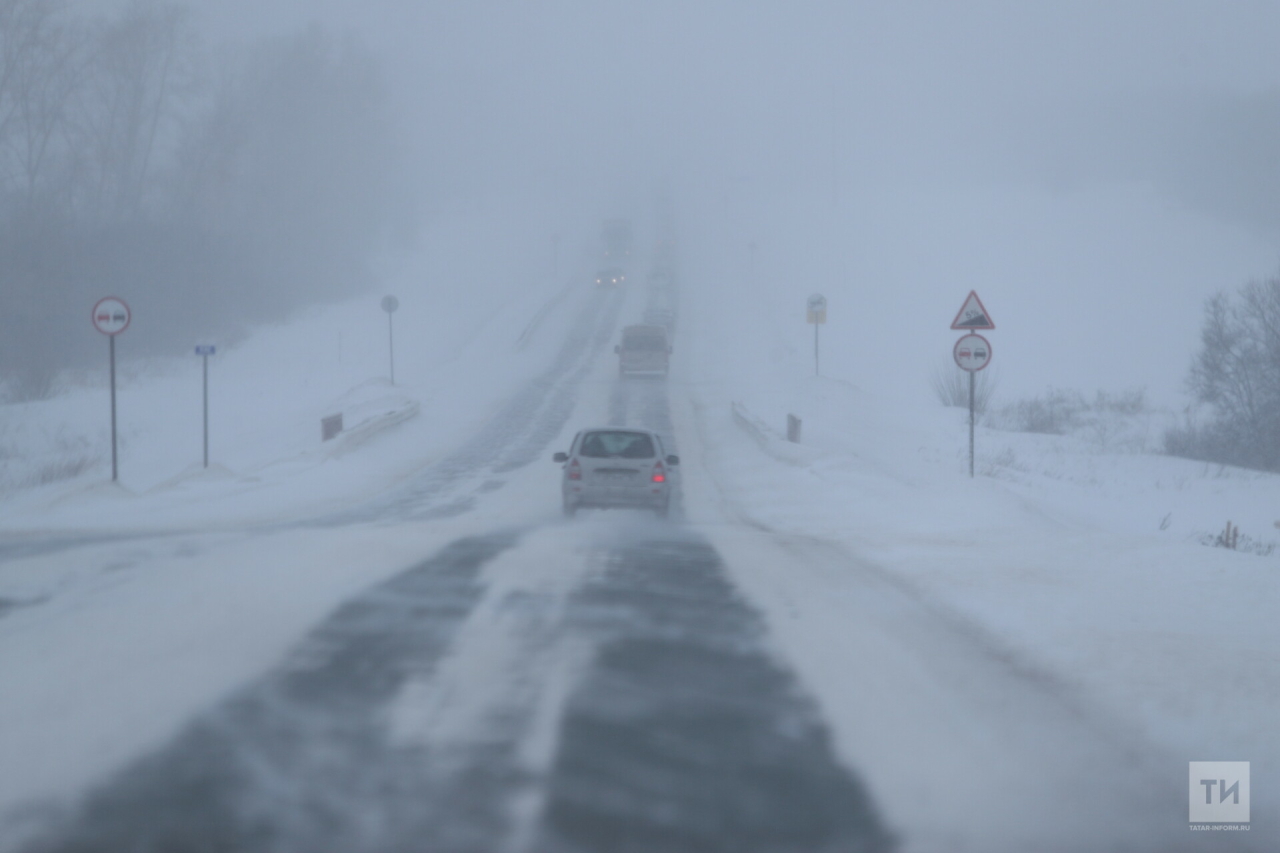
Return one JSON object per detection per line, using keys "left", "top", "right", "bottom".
{"left": 567, "top": 458, "right": 582, "bottom": 480}
{"left": 651, "top": 461, "right": 666, "bottom": 483}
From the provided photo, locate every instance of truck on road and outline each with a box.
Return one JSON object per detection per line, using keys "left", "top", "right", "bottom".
{"left": 615, "top": 324, "right": 671, "bottom": 377}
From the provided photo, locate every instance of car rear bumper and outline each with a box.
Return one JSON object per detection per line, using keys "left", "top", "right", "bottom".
{"left": 564, "top": 485, "right": 668, "bottom": 510}
{"left": 619, "top": 360, "right": 669, "bottom": 374}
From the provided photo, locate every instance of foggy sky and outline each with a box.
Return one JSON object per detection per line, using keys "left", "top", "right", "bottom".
{"left": 185, "top": 1, "right": 1280, "bottom": 404}
{"left": 192, "top": 1, "right": 1280, "bottom": 197}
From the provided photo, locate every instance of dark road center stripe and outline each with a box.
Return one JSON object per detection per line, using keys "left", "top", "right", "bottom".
{"left": 16, "top": 533, "right": 520, "bottom": 853}
{"left": 532, "top": 533, "right": 895, "bottom": 853}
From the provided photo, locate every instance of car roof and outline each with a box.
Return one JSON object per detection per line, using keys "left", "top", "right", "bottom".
{"left": 575, "top": 427, "right": 662, "bottom": 445}
{"left": 622, "top": 324, "right": 666, "bottom": 335}
{"left": 577, "top": 426, "right": 658, "bottom": 435}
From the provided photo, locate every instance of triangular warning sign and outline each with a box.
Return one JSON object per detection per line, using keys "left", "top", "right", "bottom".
{"left": 950, "top": 290, "right": 995, "bottom": 330}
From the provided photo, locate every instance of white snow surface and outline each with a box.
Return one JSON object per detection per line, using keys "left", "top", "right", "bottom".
{"left": 676, "top": 217, "right": 1280, "bottom": 847}
{"left": 1, "top": 202, "right": 1277, "bottom": 849}
{"left": 0, "top": 210, "right": 606, "bottom": 828}
{"left": 0, "top": 212, "right": 589, "bottom": 529}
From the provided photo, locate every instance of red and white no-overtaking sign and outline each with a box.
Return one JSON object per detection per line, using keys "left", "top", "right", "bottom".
{"left": 92, "top": 297, "right": 131, "bottom": 336}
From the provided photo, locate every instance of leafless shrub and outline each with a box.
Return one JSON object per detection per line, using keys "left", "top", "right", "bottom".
{"left": 990, "top": 388, "right": 1083, "bottom": 434}
{"left": 989, "top": 387, "right": 1149, "bottom": 436}
{"left": 1198, "top": 522, "right": 1275, "bottom": 556}
{"left": 1092, "top": 388, "right": 1146, "bottom": 415}
{"left": 3, "top": 366, "right": 60, "bottom": 402}
{"left": 19, "top": 455, "right": 95, "bottom": 488}
{"left": 0, "top": 419, "right": 99, "bottom": 492}
{"left": 930, "top": 362, "right": 995, "bottom": 414}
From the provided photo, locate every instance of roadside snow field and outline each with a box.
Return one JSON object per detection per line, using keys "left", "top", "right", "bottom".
{"left": 677, "top": 225, "right": 1280, "bottom": 837}
{"left": 0, "top": 219, "right": 594, "bottom": 530}
{"left": 0, "top": 244, "right": 642, "bottom": 832}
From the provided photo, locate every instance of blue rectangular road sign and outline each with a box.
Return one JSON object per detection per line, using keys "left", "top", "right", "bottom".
{"left": 195, "top": 345, "right": 216, "bottom": 355}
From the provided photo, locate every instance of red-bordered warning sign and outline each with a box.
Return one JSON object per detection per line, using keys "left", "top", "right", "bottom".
{"left": 953, "top": 333, "right": 992, "bottom": 372}
{"left": 950, "top": 290, "right": 994, "bottom": 330}
{"left": 92, "top": 296, "right": 131, "bottom": 336}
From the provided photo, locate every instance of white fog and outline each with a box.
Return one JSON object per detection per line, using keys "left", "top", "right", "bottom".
{"left": 1, "top": 3, "right": 1277, "bottom": 851}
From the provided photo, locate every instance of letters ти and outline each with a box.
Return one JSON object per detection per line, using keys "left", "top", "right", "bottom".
{"left": 1200, "top": 779, "right": 1241, "bottom": 805}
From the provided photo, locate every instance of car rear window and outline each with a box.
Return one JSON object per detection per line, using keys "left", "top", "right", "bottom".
{"left": 623, "top": 335, "right": 666, "bottom": 351}
{"left": 579, "top": 431, "right": 656, "bottom": 459}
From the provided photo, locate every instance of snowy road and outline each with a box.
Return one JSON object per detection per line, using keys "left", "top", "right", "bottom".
{"left": 315, "top": 287, "right": 627, "bottom": 526}
{"left": 18, "top": 529, "right": 891, "bottom": 853}
{"left": 1, "top": 281, "right": 1256, "bottom": 853}
{"left": 11, "top": 342, "right": 895, "bottom": 852}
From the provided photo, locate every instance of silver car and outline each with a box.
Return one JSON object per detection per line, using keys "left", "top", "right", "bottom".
{"left": 553, "top": 428, "right": 678, "bottom": 517}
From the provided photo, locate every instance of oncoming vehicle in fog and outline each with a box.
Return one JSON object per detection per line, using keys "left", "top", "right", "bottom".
{"left": 595, "top": 268, "right": 626, "bottom": 287}
{"left": 615, "top": 324, "right": 671, "bottom": 376}
{"left": 553, "top": 428, "right": 678, "bottom": 517}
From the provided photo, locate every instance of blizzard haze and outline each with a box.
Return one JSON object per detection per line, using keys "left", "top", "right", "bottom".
{"left": 5, "top": 3, "right": 1280, "bottom": 850}
{"left": 187, "top": 0, "right": 1280, "bottom": 405}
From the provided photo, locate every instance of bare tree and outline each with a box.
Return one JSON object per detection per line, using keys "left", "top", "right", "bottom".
{"left": 1171, "top": 272, "right": 1280, "bottom": 469}
{"left": 72, "top": 0, "right": 195, "bottom": 219}
{"left": 0, "top": 8, "right": 405, "bottom": 400}
{"left": 0, "top": 0, "right": 87, "bottom": 210}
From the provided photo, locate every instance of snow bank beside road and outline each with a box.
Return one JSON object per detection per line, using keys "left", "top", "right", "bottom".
{"left": 677, "top": 206, "right": 1280, "bottom": 842}
{"left": 683, "top": 357, "right": 1280, "bottom": 839}
{"left": 0, "top": 223, "right": 591, "bottom": 530}
{"left": 0, "top": 523, "right": 459, "bottom": 838}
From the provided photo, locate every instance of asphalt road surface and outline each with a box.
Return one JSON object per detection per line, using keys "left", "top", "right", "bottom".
{"left": 5, "top": 282, "right": 1216, "bottom": 853}
{"left": 14, "top": 293, "right": 895, "bottom": 852}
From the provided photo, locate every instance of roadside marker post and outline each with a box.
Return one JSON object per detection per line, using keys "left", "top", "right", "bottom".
{"left": 195, "top": 345, "right": 216, "bottom": 467}
{"left": 92, "top": 297, "right": 131, "bottom": 481}
{"left": 807, "top": 294, "right": 827, "bottom": 376}
{"left": 381, "top": 295, "right": 399, "bottom": 385}
{"left": 950, "top": 291, "right": 995, "bottom": 478}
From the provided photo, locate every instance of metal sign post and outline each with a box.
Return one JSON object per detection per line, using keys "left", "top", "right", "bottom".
{"left": 962, "top": 371, "right": 972, "bottom": 479}
{"left": 92, "top": 297, "right": 131, "bottom": 481}
{"left": 381, "top": 295, "right": 399, "bottom": 385}
{"left": 951, "top": 292, "right": 995, "bottom": 478}
{"left": 953, "top": 334, "right": 992, "bottom": 477}
{"left": 195, "top": 345, "right": 216, "bottom": 467}
{"left": 807, "top": 293, "right": 827, "bottom": 377}
{"left": 110, "top": 336, "right": 117, "bottom": 478}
